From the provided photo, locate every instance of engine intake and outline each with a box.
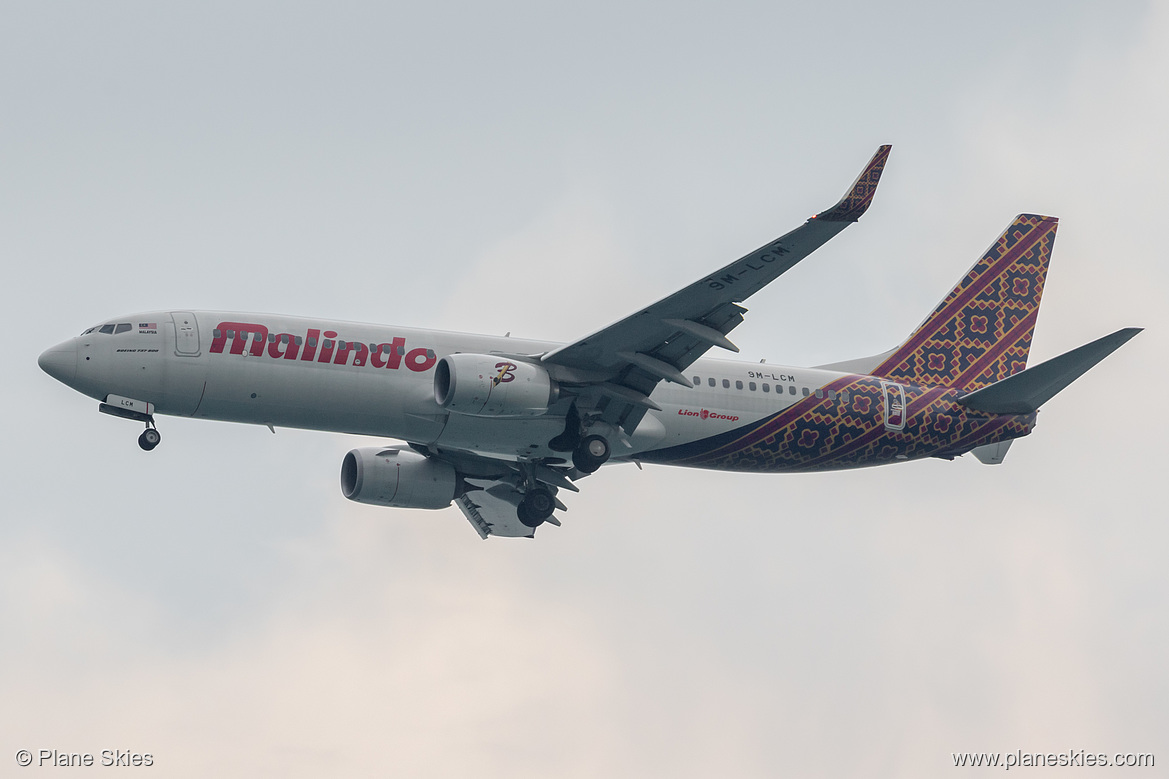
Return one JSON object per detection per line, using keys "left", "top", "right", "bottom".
{"left": 341, "top": 447, "right": 457, "bottom": 510}
{"left": 434, "top": 354, "right": 557, "bottom": 417}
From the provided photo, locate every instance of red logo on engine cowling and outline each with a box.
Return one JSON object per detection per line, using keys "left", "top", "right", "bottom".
{"left": 493, "top": 362, "right": 517, "bottom": 385}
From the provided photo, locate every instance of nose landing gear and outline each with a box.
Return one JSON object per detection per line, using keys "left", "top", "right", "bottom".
{"left": 138, "top": 424, "right": 161, "bottom": 451}
{"left": 98, "top": 396, "right": 162, "bottom": 452}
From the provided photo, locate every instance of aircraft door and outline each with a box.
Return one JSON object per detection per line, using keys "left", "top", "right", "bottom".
{"left": 171, "top": 312, "right": 201, "bottom": 356}
{"left": 881, "top": 381, "right": 906, "bottom": 431}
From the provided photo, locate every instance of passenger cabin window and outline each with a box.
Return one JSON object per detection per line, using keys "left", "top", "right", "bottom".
{"left": 99, "top": 324, "right": 115, "bottom": 334}
{"left": 735, "top": 380, "right": 743, "bottom": 390}
{"left": 840, "top": 390, "right": 850, "bottom": 403}
{"left": 828, "top": 390, "right": 837, "bottom": 400}
{"left": 708, "top": 377, "right": 716, "bottom": 387}
{"left": 749, "top": 382, "right": 756, "bottom": 391}
{"left": 722, "top": 379, "right": 730, "bottom": 388}
{"left": 789, "top": 386, "right": 796, "bottom": 395}
{"left": 762, "top": 383, "right": 770, "bottom": 393}
{"left": 802, "top": 387, "right": 810, "bottom": 396}
{"left": 815, "top": 389, "right": 823, "bottom": 398}
{"left": 692, "top": 376, "right": 700, "bottom": 385}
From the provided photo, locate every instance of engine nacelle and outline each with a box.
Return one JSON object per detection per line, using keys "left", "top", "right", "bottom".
{"left": 434, "top": 354, "right": 557, "bottom": 417}
{"left": 340, "top": 447, "right": 457, "bottom": 510}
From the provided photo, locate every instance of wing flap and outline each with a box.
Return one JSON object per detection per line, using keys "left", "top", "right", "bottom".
{"left": 456, "top": 483, "right": 538, "bottom": 539}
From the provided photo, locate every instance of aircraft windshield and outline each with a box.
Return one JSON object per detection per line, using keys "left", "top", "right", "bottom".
{"left": 88, "top": 322, "right": 134, "bottom": 335}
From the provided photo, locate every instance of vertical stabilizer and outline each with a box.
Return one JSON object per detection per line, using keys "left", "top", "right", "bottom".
{"left": 871, "top": 214, "right": 1057, "bottom": 390}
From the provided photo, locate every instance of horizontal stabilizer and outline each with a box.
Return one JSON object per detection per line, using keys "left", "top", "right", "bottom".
{"left": 956, "top": 328, "right": 1142, "bottom": 414}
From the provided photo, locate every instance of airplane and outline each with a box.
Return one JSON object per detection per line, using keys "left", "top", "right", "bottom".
{"left": 38, "top": 145, "right": 1141, "bottom": 538}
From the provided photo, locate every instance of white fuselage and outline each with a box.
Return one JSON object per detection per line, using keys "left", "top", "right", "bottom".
{"left": 48, "top": 310, "right": 844, "bottom": 462}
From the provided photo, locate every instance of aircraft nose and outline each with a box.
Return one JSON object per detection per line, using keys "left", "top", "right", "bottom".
{"left": 38, "top": 340, "right": 77, "bottom": 385}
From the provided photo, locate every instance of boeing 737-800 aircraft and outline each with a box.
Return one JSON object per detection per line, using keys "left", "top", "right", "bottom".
{"left": 38, "top": 146, "right": 1140, "bottom": 538}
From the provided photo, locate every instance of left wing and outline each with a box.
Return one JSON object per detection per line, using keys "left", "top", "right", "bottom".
{"left": 541, "top": 144, "right": 891, "bottom": 434}
{"left": 411, "top": 444, "right": 575, "bottom": 538}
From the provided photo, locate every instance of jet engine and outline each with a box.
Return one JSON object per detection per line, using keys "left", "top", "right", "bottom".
{"left": 434, "top": 354, "right": 557, "bottom": 417}
{"left": 341, "top": 447, "right": 458, "bottom": 510}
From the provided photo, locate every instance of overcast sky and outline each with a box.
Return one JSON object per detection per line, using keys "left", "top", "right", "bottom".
{"left": 2, "top": 2, "right": 1165, "bottom": 776}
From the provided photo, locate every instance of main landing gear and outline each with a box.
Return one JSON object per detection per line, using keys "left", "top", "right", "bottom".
{"left": 550, "top": 405, "right": 613, "bottom": 474}
{"left": 572, "top": 434, "right": 610, "bottom": 473}
{"left": 517, "top": 486, "right": 556, "bottom": 528}
{"left": 138, "top": 423, "right": 161, "bottom": 451}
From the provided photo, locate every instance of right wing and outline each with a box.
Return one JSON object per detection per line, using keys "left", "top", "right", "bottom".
{"left": 541, "top": 145, "right": 891, "bottom": 435}
{"left": 429, "top": 146, "right": 893, "bottom": 538}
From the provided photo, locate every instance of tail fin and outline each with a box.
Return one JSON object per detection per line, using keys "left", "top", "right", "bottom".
{"left": 870, "top": 214, "right": 1058, "bottom": 390}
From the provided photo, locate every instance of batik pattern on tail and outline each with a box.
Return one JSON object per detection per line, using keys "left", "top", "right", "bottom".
{"left": 872, "top": 214, "right": 1056, "bottom": 390}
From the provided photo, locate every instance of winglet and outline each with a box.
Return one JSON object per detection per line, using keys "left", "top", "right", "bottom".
{"left": 814, "top": 144, "right": 892, "bottom": 222}
{"left": 956, "top": 327, "right": 1142, "bottom": 415}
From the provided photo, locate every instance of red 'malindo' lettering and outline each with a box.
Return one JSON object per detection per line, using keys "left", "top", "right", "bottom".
{"left": 406, "top": 348, "right": 436, "bottom": 372}
{"left": 213, "top": 322, "right": 433, "bottom": 373}
{"left": 268, "top": 333, "right": 300, "bottom": 360}
{"left": 317, "top": 330, "right": 338, "bottom": 363}
{"left": 336, "top": 341, "right": 367, "bottom": 367}
{"left": 210, "top": 322, "right": 268, "bottom": 356}
{"left": 300, "top": 329, "right": 321, "bottom": 362}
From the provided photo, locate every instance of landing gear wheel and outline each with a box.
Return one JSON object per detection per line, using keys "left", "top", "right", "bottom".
{"left": 138, "top": 428, "right": 161, "bottom": 451}
{"left": 517, "top": 487, "right": 556, "bottom": 528}
{"left": 572, "top": 434, "right": 610, "bottom": 473}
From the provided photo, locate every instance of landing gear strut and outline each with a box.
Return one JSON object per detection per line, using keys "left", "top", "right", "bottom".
{"left": 572, "top": 434, "right": 610, "bottom": 473}
{"left": 517, "top": 486, "right": 556, "bottom": 528}
{"left": 138, "top": 424, "right": 161, "bottom": 451}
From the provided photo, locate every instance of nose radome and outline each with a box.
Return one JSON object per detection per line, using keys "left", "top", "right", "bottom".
{"left": 38, "top": 341, "right": 77, "bottom": 385}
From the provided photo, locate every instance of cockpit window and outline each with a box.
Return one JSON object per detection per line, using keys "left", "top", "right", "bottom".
{"left": 114, "top": 323, "right": 132, "bottom": 334}
{"left": 81, "top": 327, "right": 97, "bottom": 335}
{"left": 99, "top": 324, "right": 115, "bottom": 334}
